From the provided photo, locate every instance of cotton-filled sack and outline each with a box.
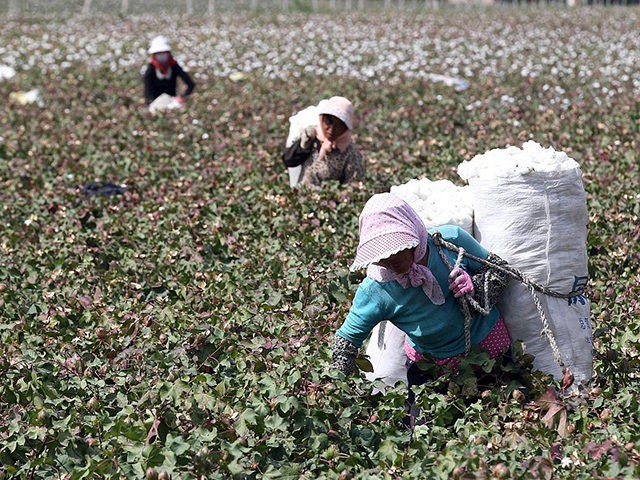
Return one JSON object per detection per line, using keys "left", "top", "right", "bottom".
{"left": 285, "top": 101, "right": 329, "bottom": 187}
{"left": 390, "top": 178, "right": 474, "bottom": 234}
{"left": 458, "top": 141, "right": 592, "bottom": 386}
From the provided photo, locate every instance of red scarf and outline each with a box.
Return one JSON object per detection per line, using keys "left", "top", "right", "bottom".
{"left": 150, "top": 54, "right": 176, "bottom": 75}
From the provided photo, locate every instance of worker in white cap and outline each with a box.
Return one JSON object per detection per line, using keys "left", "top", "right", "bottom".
{"left": 143, "top": 35, "right": 195, "bottom": 105}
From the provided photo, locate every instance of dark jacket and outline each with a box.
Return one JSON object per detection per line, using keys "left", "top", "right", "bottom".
{"left": 143, "top": 62, "right": 195, "bottom": 104}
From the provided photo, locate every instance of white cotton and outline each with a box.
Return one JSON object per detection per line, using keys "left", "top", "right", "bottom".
{"left": 0, "top": 65, "right": 16, "bottom": 81}
{"left": 390, "top": 178, "right": 474, "bottom": 234}
{"left": 457, "top": 141, "right": 582, "bottom": 182}
{"left": 9, "top": 88, "right": 43, "bottom": 106}
{"left": 285, "top": 101, "right": 327, "bottom": 148}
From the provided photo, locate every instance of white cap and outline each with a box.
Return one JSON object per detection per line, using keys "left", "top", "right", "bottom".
{"left": 148, "top": 35, "right": 171, "bottom": 55}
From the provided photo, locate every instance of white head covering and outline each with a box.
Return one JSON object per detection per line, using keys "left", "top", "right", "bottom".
{"left": 148, "top": 35, "right": 172, "bottom": 55}
{"left": 317, "top": 96, "right": 354, "bottom": 130}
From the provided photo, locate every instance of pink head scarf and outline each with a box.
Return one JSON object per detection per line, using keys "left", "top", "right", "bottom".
{"left": 316, "top": 96, "right": 354, "bottom": 161}
{"left": 350, "top": 193, "right": 445, "bottom": 305}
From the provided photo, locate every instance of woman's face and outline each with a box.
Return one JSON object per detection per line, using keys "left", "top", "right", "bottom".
{"left": 376, "top": 248, "right": 415, "bottom": 274}
{"left": 320, "top": 114, "right": 348, "bottom": 141}
{"left": 154, "top": 52, "right": 170, "bottom": 64}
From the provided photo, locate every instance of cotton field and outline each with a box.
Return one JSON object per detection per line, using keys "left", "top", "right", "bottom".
{"left": 1, "top": 6, "right": 639, "bottom": 480}
{"left": 1, "top": 9, "right": 639, "bottom": 98}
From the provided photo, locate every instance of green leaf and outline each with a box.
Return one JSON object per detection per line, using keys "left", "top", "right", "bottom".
{"left": 165, "top": 433, "right": 190, "bottom": 456}
{"left": 235, "top": 408, "right": 257, "bottom": 437}
{"left": 376, "top": 439, "right": 399, "bottom": 464}
{"left": 356, "top": 355, "right": 374, "bottom": 373}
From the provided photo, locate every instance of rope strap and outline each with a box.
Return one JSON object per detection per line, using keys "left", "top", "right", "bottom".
{"left": 431, "top": 232, "right": 584, "bottom": 299}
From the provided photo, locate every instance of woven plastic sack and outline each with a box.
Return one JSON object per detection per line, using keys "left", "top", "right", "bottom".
{"left": 458, "top": 142, "right": 592, "bottom": 385}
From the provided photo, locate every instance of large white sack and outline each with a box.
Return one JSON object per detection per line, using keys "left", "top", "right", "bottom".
{"left": 458, "top": 141, "right": 592, "bottom": 385}
{"left": 390, "top": 178, "right": 474, "bottom": 234}
{"left": 285, "top": 100, "right": 327, "bottom": 188}
{"left": 364, "top": 321, "right": 408, "bottom": 391}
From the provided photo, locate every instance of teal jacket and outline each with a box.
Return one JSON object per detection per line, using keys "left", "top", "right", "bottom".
{"left": 336, "top": 225, "right": 499, "bottom": 358}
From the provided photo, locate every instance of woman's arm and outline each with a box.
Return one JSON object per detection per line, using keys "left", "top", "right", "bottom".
{"left": 469, "top": 252, "right": 509, "bottom": 310}
{"left": 434, "top": 226, "right": 509, "bottom": 309}
{"left": 282, "top": 137, "right": 315, "bottom": 167}
{"left": 175, "top": 64, "right": 195, "bottom": 98}
{"left": 331, "top": 335, "right": 359, "bottom": 375}
{"left": 143, "top": 64, "right": 156, "bottom": 104}
{"left": 331, "top": 281, "right": 387, "bottom": 375}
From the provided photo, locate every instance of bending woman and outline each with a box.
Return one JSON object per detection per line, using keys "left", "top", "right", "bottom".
{"left": 332, "top": 193, "right": 511, "bottom": 387}
{"left": 143, "top": 35, "right": 195, "bottom": 105}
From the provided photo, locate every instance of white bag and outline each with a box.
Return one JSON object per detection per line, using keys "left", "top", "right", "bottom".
{"left": 364, "top": 321, "right": 408, "bottom": 391}
{"left": 459, "top": 145, "right": 593, "bottom": 385}
{"left": 285, "top": 101, "right": 328, "bottom": 188}
{"left": 149, "top": 93, "right": 183, "bottom": 114}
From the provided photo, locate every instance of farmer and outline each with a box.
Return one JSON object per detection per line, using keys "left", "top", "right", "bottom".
{"left": 331, "top": 193, "right": 512, "bottom": 389}
{"left": 143, "top": 35, "right": 195, "bottom": 105}
{"left": 282, "top": 96, "right": 365, "bottom": 187}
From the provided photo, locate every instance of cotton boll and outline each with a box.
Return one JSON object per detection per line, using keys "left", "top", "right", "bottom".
{"left": 391, "top": 181, "right": 414, "bottom": 199}
{"left": 405, "top": 193, "right": 420, "bottom": 205}
{"left": 406, "top": 179, "right": 422, "bottom": 195}
{"left": 0, "top": 65, "right": 16, "bottom": 81}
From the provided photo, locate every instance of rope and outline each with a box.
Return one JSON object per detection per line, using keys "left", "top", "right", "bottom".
{"left": 431, "top": 231, "right": 576, "bottom": 366}
{"left": 434, "top": 244, "right": 474, "bottom": 354}
{"left": 431, "top": 232, "right": 583, "bottom": 299}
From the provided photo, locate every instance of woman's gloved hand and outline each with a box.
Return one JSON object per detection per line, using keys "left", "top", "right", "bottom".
{"left": 300, "top": 125, "right": 317, "bottom": 149}
{"left": 449, "top": 267, "right": 474, "bottom": 298}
